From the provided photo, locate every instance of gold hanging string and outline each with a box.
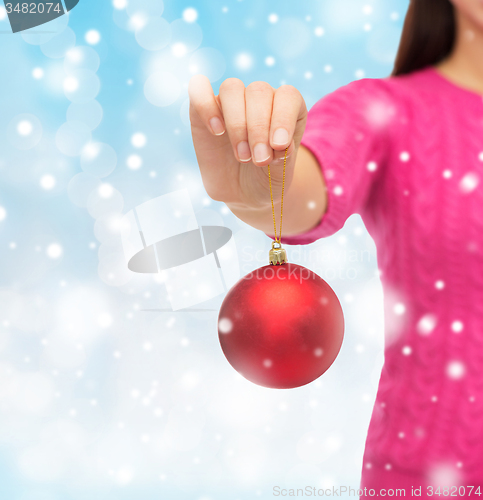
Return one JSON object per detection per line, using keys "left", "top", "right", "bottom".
{"left": 267, "top": 146, "right": 289, "bottom": 245}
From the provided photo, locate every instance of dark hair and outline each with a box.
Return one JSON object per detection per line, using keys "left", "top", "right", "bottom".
{"left": 392, "top": 0, "right": 456, "bottom": 76}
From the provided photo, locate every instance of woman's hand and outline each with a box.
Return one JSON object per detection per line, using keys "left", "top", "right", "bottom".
{"left": 188, "top": 75, "right": 308, "bottom": 211}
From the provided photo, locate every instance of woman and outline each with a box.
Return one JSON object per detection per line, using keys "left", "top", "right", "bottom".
{"left": 188, "top": 0, "right": 483, "bottom": 493}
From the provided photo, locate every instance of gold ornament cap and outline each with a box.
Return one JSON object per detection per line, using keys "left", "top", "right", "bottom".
{"left": 269, "top": 241, "right": 288, "bottom": 265}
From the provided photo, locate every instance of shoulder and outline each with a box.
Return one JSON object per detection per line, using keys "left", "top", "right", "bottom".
{"left": 319, "top": 67, "right": 435, "bottom": 131}
{"left": 336, "top": 66, "right": 435, "bottom": 102}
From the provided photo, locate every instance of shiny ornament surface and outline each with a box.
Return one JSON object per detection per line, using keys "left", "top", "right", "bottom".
{"left": 217, "top": 263, "right": 344, "bottom": 389}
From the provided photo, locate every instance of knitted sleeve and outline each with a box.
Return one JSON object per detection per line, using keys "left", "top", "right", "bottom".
{"left": 270, "top": 77, "right": 395, "bottom": 245}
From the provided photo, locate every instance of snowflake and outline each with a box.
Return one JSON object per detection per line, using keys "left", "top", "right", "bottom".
{"left": 399, "top": 151, "right": 410, "bottom": 162}
{"left": 435, "top": 280, "right": 445, "bottom": 290}
{"left": 268, "top": 13, "right": 278, "bottom": 24}
{"left": 402, "top": 345, "right": 412, "bottom": 356}
{"left": 459, "top": 172, "right": 479, "bottom": 193}
{"left": 218, "top": 318, "right": 233, "bottom": 334}
{"left": 446, "top": 361, "right": 466, "bottom": 380}
{"left": 265, "top": 56, "right": 275, "bottom": 67}
{"left": 417, "top": 313, "right": 437, "bottom": 335}
{"left": 451, "top": 320, "right": 463, "bottom": 333}
{"left": 427, "top": 462, "right": 462, "bottom": 487}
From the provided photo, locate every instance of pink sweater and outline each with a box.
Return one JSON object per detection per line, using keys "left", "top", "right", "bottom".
{"left": 280, "top": 66, "right": 483, "bottom": 489}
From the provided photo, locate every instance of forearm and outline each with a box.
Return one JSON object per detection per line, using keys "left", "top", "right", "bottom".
{"left": 226, "top": 145, "right": 327, "bottom": 238}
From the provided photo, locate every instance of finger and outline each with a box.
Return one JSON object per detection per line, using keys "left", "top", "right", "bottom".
{"left": 245, "top": 81, "right": 275, "bottom": 167}
{"left": 270, "top": 85, "right": 306, "bottom": 151}
{"left": 218, "top": 78, "right": 252, "bottom": 163}
{"left": 188, "top": 74, "right": 226, "bottom": 136}
{"left": 270, "top": 139, "right": 296, "bottom": 164}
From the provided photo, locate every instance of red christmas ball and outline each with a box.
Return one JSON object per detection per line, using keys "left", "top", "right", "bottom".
{"left": 217, "top": 263, "right": 344, "bottom": 389}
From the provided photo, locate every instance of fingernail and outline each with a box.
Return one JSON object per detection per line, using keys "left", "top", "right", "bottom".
{"left": 254, "top": 143, "right": 271, "bottom": 163}
{"left": 209, "top": 117, "right": 225, "bottom": 136}
{"left": 273, "top": 128, "right": 289, "bottom": 145}
{"left": 237, "top": 141, "right": 251, "bottom": 162}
